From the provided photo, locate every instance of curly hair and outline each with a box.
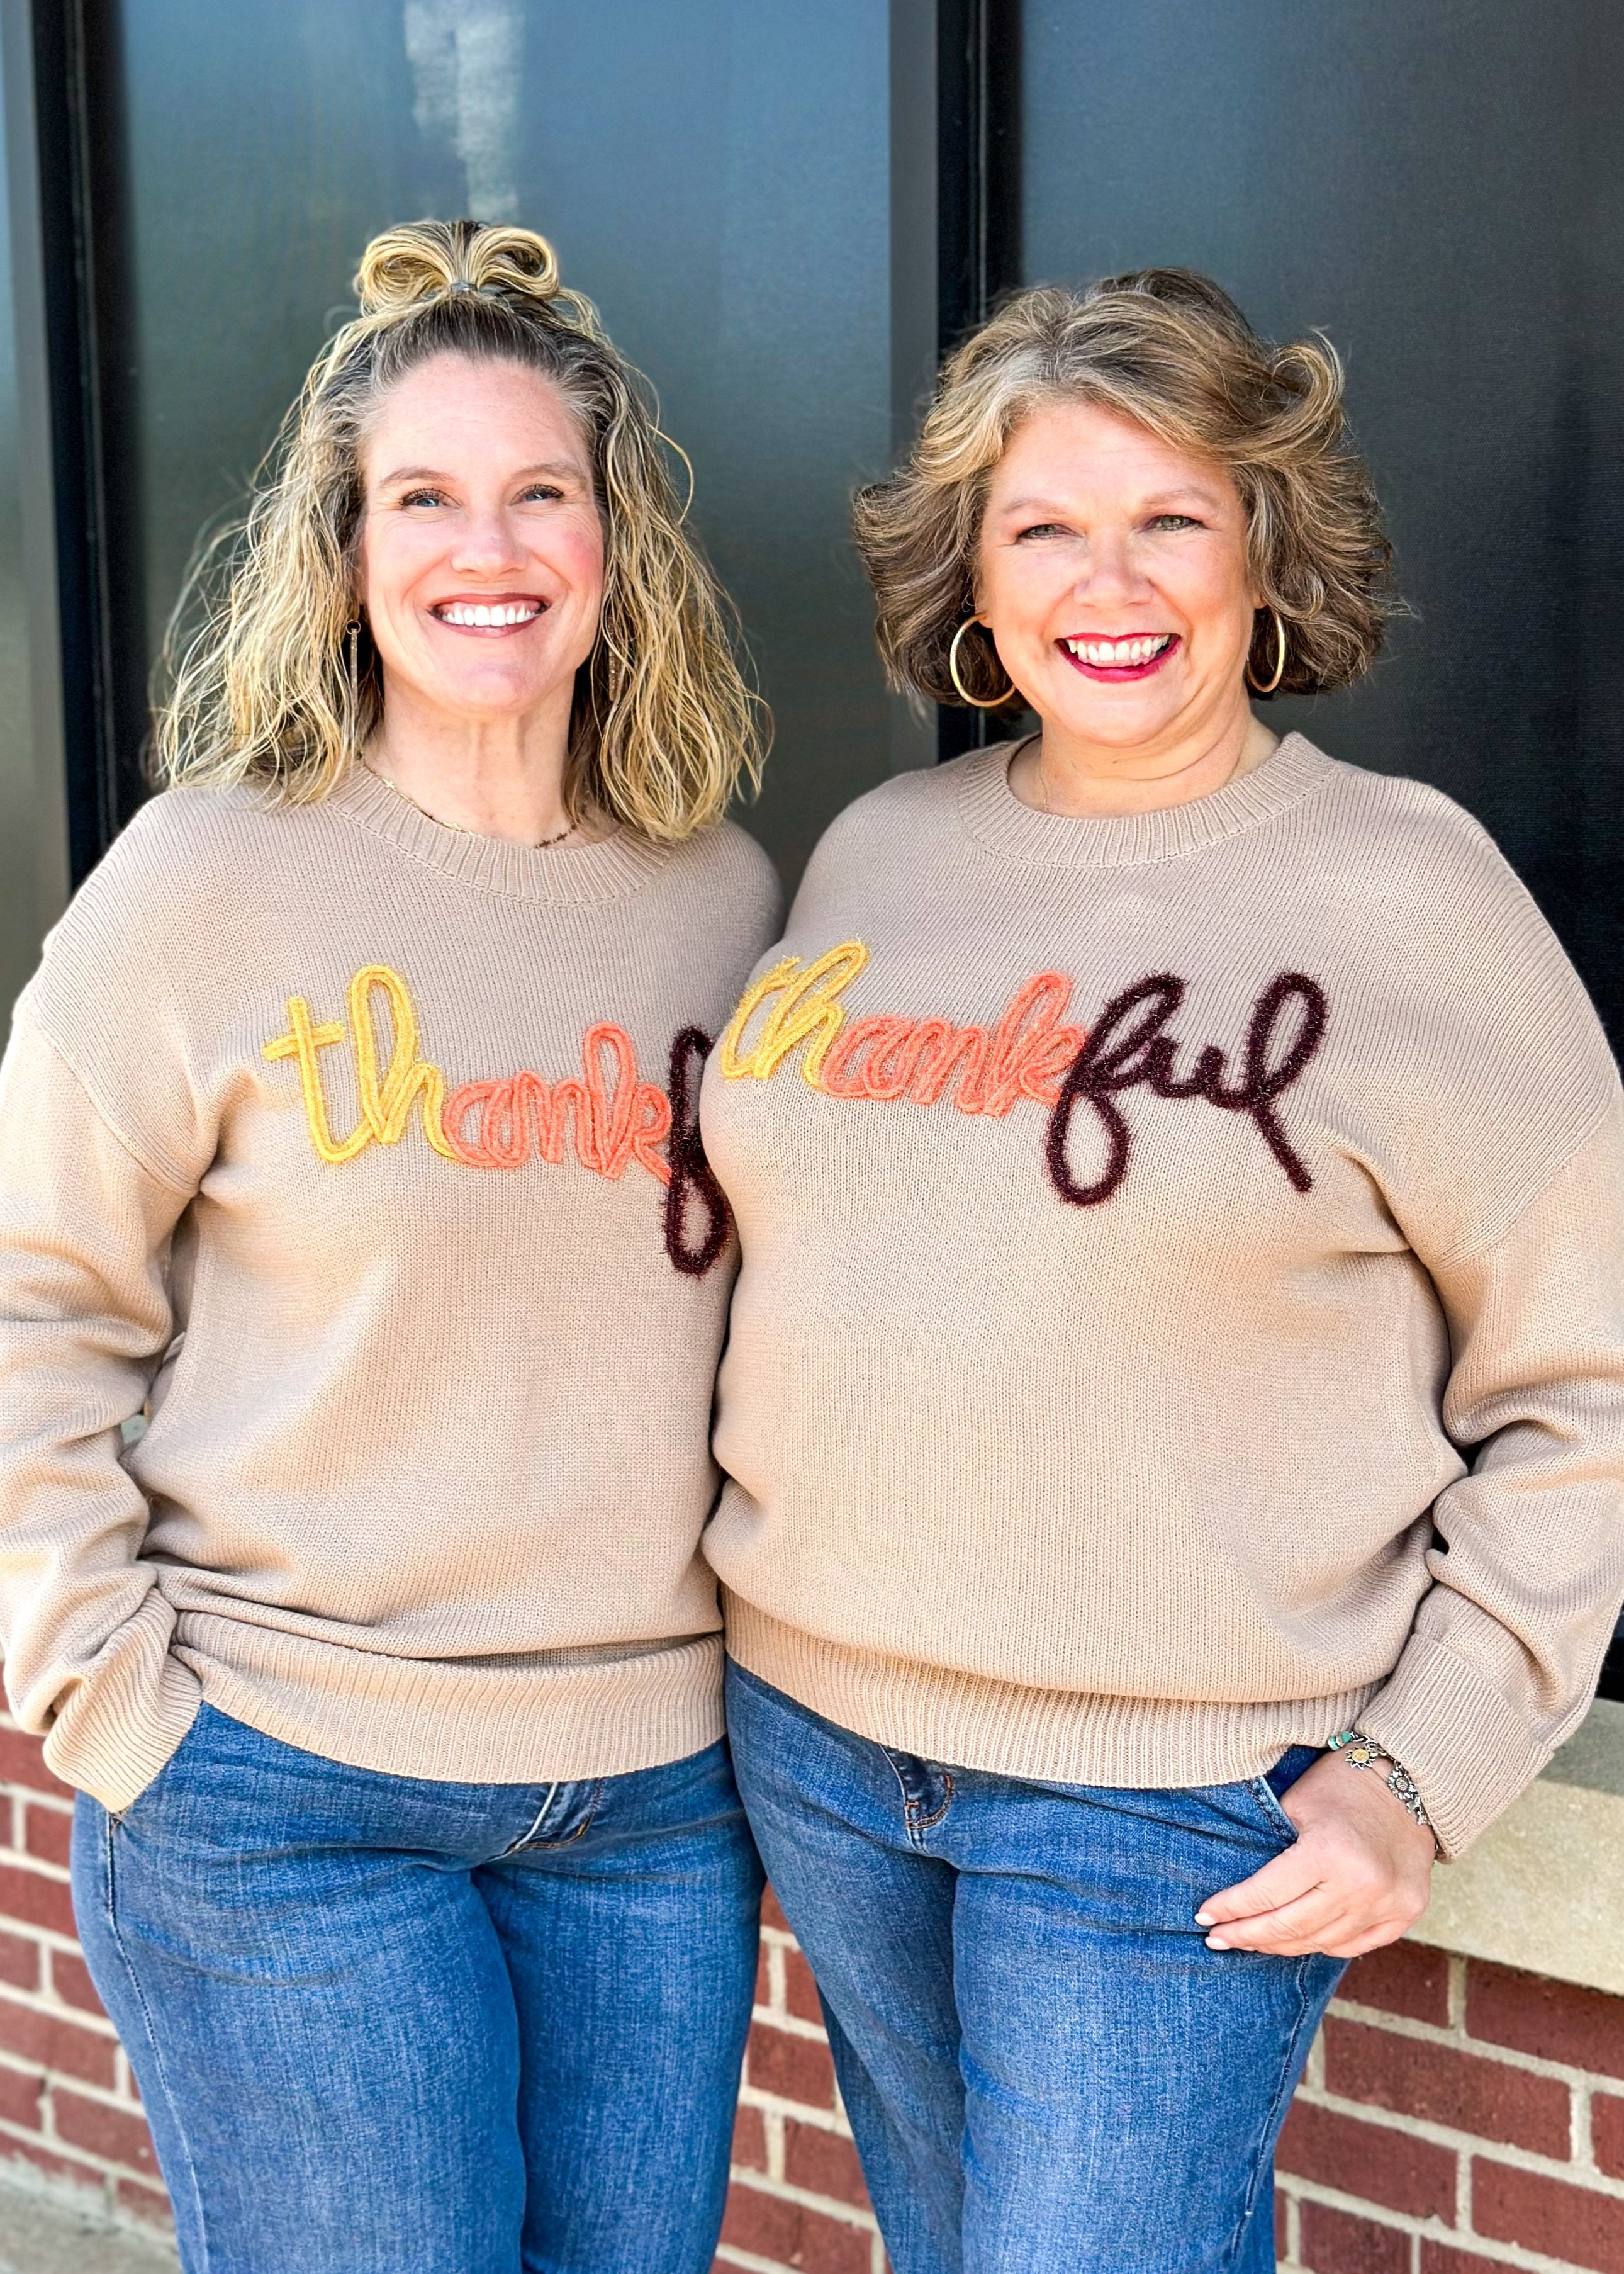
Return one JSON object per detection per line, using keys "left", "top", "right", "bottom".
{"left": 852, "top": 267, "right": 1394, "bottom": 709}
{"left": 154, "top": 218, "right": 764, "bottom": 839}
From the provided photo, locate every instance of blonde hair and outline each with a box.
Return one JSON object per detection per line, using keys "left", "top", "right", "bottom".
{"left": 853, "top": 267, "right": 1393, "bottom": 709}
{"left": 155, "top": 218, "right": 764, "bottom": 838}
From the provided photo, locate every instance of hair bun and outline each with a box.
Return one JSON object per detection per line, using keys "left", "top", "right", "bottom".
{"left": 354, "top": 218, "right": 563, "bottom": 319}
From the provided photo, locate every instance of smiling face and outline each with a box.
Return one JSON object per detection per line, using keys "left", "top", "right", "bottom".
{"left": 355, "top": 352, "right": 605, "bottom": 732}
{"left": 977, "top": 397, "right": 1260, "bottom": 763}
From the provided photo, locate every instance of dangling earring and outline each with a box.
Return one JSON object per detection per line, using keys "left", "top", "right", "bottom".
{"left": 1245, "top": 607, "right": 1287, "bottom": 695}
{"left": 948, "top": 616, "right": 1016, "bottom": 710}
{"left": 346, "top": 619, "right": 361, "bottom": 741}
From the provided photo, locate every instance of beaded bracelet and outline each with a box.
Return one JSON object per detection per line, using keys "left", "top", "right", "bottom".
{"left": 1326, "top": 1730, "right": 1433, "bottom": 1832}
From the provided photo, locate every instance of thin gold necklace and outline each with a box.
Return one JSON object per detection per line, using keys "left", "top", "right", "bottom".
{"left": 1026, "top": 735, "right": 1053, "bottom": 811}
{"left": 364, "top": 760, "right": 577, "bottom": 850}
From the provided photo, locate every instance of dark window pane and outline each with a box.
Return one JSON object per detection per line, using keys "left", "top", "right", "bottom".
{"left": 1021, "top": 0, "right": 1624, "bottom": 1041}
{"left": 0, "top": 31, "right": 67, "bottom": 1018}
{"left": 114, "top": 0, "right": 897, "bottom": 881}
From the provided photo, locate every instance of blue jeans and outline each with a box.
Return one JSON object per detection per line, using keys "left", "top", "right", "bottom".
{"left": 726, "top": 1661, "right": 1343, "bottom": 2274}
{"left": 72, "top": 1702, "right": 763, "bottom": 2274}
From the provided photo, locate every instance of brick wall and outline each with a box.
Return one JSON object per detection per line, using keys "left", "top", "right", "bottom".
{"left": 0, "top": 1716, "right": 168, "bottom": 2231}
{"left": 3, "top": 1718, "right": 1623, "bottom": 2274}
{"left": 1277, "top": 1940, "right": 1624, "bottom": 2274}
{"left": 719, "top": 1887, "right": 887, "bottom": 2274}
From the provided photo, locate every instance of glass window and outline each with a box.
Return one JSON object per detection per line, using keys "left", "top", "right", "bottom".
{"left": 111, "top": 0, "right": 899, "bottom": 882}
{"left": 0, "top": 28, "right": 67, "bottom": 1021}
{"left": 1021, "top": 0, "right": 1624, "bottom": 1042}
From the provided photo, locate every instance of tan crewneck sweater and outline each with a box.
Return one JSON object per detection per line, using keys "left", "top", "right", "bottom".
{"left": 702, "top": 736, "right": 1624, "bottom": 1857}
{"left": 0, "top": 768, "right": 778, "bottom": 1811}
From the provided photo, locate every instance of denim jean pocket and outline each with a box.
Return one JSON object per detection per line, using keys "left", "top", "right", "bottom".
{"left": 1244, "top": 1764, "right": 1313, "bottom": 1848}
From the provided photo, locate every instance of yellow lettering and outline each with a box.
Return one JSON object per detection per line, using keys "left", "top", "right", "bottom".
{"left": 264, "top": 965, "right": 456, "bottom": 1163}
{"left": 720, "top": 941, "right": 870, "bottom": 1089}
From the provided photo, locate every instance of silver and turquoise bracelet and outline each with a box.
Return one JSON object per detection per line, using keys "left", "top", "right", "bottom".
{"left": 1326, "top": 1729, "right": 1433, "bottom": 1832}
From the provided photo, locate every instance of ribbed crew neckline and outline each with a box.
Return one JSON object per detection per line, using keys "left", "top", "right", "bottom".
{"left": 327, "top": 763, "right": 673, "bottom": 905}
{"left": 956, "top": 730, "right": 1333, "bottom": 870}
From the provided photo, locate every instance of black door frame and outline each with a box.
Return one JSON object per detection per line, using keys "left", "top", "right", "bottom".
{"left": 9, "top": 0, "right": 143, "bottom": 884}
{"left": 934, "top": 0, "right": 1021, "bottom": 762}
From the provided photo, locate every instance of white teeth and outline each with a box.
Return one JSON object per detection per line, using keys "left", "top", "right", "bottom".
{"left": 1065, "top": 634, "right": 1172, "bottom": 667}
{"left": 438, "top": 602, "right": 539, "bottom": 627}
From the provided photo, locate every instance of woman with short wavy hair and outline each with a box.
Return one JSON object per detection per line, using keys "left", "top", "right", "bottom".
{"left": 0, "top": 218, "right": 776, "bottom": 2274}
{"left": 704, "top": 269, "right": 1624, "bottom": 2271}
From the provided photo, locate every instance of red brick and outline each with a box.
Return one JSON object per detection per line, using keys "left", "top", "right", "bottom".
{"left": 115, "top": 2177, "right": 175, "bottom": 2229}
{"left": 798, "top": 2217, "right": 876, "bottom": 2274}
{"left": 1276, "top": 2189, "right": 1288, "bottom": 2258}
{"left": 784, "top": 1946, "right": 826, "bottom": 2026}
{"left": 0, "top": 1729, "right": 72, "bottom": 1797}
{"left": 53, "top": 2087, "right": 159, "bottom": 2175}
{"left": 22, "top": 1806, "right": 72, "bottom": 1870}
{"left": 0, "top": 2063, "right": 42, "bottom": 2130}
{"left": 1472, "top": 2156, "right": 1624, "bottom": 2274}
{"left": 48, "top": 1950, "right": 103, "bottom": 2015}
{"left": 722, "top": 2179, "right": 802, "bottom": 2263}
{"left": 1324, "top": 2017, "right": 1571, "bottom": 2156}
{"left": 1420, "top": 2248, "right": 1516, "bottom": 2273}
{"left": 1594, "top": 2094, "right": 1624, "bottom": 2181}
{"left": 756, "top": 1942, "right": 773, "bottom": 2008}
{"left": 1300, "top": 2200, "right": 1410, "bottom": 2274}
{"left": 1279, "top": 2097, "right": 1457, "bottom": 2220}
{"left": 748, "top": 2023, "right": 838, "bottom": 2111}
{"left": 721, "top": 2180, "right": 871, "bottom": 2273}
{"left": 0, "top": 1862, "right": 77, "bottom": 1937}
{"left": 1466, "top": 1962, "right": 1624, "bottom": 2082}
{"left": 732, "top": 2102, "right": 768, "bottom": 2173}
{"left": 0, "top": 1930, "right": 39, "bottom": 1992}
{"left": 762, "top": 1885, "right": 790, "bottom": 1933}
{"left": 1341, "top": 1941, "right": 1452, "bottom": 2027}
{"left": 0, "top": 1996, "right": 116, "bottom": 2086}
{"left": 784, "top": 2119, "right": 871, "bottom": 2208}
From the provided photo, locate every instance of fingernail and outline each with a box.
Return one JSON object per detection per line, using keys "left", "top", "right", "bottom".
{"left": 1193, "top": 1910, "right": 1216, "bottom": 1927}
{"left": 1206, "top": 1935, "right": 1231, "bottom": 1950}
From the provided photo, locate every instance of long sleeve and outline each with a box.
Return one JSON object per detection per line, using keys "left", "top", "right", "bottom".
{"left": 0, "top": 1018, "right": 203, "bottom": 1808}
{"left": 1360, "top": 1097, "right": 1624, "bottom": 1857}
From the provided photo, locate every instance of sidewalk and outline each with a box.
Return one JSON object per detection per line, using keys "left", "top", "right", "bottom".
{"left": 0, "top": 2175, "right": 175, "bottom": 2274}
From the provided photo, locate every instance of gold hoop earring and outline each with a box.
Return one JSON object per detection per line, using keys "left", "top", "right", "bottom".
{"left": 948, "top": 616, "right": 1014, "bottom": 710}
{"left": 347, "top": 619, "right": 362, "bottom": 733}
{"left": 1245, "top": 607, "right": 1287, "bottom": 695}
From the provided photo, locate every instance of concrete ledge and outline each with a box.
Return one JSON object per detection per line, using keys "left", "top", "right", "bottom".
{"left": 1412, "top": 1696, "right": 1624, "bottom": 1994}
{"left": 0, "top": 2169, "right": 175, "bottom": 2274}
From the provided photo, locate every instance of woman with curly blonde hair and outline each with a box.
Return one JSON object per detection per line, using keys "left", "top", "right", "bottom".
{"left": 704, "top": 269, "right": 1624, "bottom": 2271}
{"left": 0, "top": 218, "right": 777, "bottom": 2273}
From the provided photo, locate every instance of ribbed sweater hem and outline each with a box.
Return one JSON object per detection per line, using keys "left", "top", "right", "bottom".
{"left": 724, "top": 1596, "right": 1381, "bottom": 1791}
{"left": 173, "top": 1615, "right": 725, "bottom": 1786}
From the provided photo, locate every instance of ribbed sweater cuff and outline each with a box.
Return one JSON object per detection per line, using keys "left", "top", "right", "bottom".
{"left": 1357, "top": 1631, "right": 1546, "bottom": 1860}
{"left": 42, "top": 1597, "right": 203, "bottom": 1812}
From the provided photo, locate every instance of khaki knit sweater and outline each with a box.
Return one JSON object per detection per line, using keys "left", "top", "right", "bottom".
{"left": 702, "top": 736, "right": 1624, "bottom": 1857}
{"left": 0, "top": 769, "right": 778, "bottom": 1811}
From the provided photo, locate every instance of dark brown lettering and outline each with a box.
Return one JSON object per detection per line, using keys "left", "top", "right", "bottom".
{"left": 664, "top": 1027, "right": 733, "bottom": 1275}
{"left": 1045, "top": 970, "right": 1328, "bottom": 1207}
